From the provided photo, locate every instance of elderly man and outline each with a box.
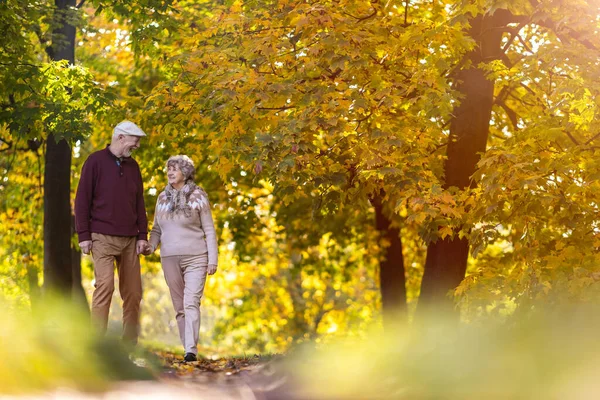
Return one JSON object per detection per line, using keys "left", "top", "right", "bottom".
{"left": 75, "top": 120, "right": 149, "bottom": 345}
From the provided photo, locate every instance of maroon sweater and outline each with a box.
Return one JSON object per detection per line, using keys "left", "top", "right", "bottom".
{"left": 75, "top": 147, "right": 148, "bottom": 242}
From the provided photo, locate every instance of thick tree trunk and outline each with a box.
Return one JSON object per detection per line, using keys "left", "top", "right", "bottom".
{"left": 418, "top": 14, "right": 506, "bottom": 312}
{"left": 44, "top": 134, "right": 73, "bottom": 292}
{"left": 43, "top": 0, "right": 77, "bottom": 293}
{"left": 372, "top": 192, "right": 406, "bottom": 324}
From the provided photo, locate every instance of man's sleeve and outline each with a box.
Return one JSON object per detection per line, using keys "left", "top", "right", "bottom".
{"left": 136, "top": 165, "right": 148, "bottom": 241}
{"left": 74, "top": 158, "right": 94, "bottom": 242}
{"left": 148, "top": 199, "right": 161, "bottom": 251}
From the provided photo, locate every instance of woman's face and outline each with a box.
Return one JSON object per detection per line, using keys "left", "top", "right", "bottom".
{"left": 167, "top": 163, "right": 185, "bottom": 187}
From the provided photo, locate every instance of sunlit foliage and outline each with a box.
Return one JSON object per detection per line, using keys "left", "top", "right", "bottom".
{"left": 3, "top": 0, "right": 600, "bottom": 356}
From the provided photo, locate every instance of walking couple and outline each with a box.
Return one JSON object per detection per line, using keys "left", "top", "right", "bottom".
{"left": 74, "top": 120, "right": 217, "bottom": 362}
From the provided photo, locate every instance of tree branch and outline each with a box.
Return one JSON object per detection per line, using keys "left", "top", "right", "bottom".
{"left": 494, "top": 86, "right": 520, "bottom": 130}
{"left": 342, "top": 3, "right": 378, "bottom": 22}
{"left": 519, "top": 82, "right": 547, "bottom": 109}
{"left": 429, "top": 141, "right": 448, "bottom": 155}
{"left": 256, "top": 106, "right": 297, "bottom": 111}
{"left": 496, "top": 6, "right": 597, "bottom": 51}
{"left": 498, "top": 52, "right": 514, "bottom": 69}
{"left": 498, "top": 101, "right": 519, "bottom": 130}
{"left": 0, "top": 138, "right": 12, "bottom": 153}
{"left": 584, "top": 131, "right": 600, "bottom": 146}
{"left": 564, "top": 130, "right": 580, "bottom": 146}
{"left": 244, "top": 26, "right": 293, "bottom": 35}
{"left": 501, "top": 22, "right": 527, "bottom": 53}
{"left": 516, "top": 33, "right": 534, "bottom": 53}
{"left": 0, "top": 61, "right": 40, "bottom": 69}
{"left": 527, "top": 12, "right": 597, "bottom": 51}
{"left": 0, "top": 138, "right": 32, "bottom": 153}
{"left": 32, "top": 24, "right": 53, "bottom": 59}
{"left": 489, "top": 9, "right": 529, "bottom": 26}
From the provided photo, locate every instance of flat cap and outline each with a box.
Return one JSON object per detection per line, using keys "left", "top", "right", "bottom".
{"left": 114, "top": 120, "right": 146, "bottom": 137}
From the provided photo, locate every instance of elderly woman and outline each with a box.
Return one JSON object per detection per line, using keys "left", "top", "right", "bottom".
{"left": 146, "top": 155, "right": 218, "bottom": 362}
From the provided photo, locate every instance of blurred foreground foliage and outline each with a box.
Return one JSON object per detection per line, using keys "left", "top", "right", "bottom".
{"left": 3, "top": 296, "right": 600, "bottom": 399}
{"left": 289, "top": 303, "right": 600, "bottom": 399}
{"left": 0, "top": 295, "right": 155, "bottom": 394}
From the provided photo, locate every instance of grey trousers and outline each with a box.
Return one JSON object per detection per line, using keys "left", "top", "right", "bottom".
{"left": 161, "top": 253, "right": 208, "bottom": 355}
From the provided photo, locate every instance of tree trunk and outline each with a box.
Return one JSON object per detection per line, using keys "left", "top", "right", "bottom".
{"left": 418, "top": 14, "right": 506, "bottom": 312}
{"left": 26, "top": 258, "right": 41, "bottom": 311}
{"left": 372, "top": 192, "right": 407, "bottom": 324}
{"left": 44, "top": 134, "right": 73, "bottom": 292}
{"left": 43, "top": 0, "right": 77, "bottom": 293}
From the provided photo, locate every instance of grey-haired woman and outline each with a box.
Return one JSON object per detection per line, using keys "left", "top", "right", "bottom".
{"left": 146, "top": 155, "right": 218, "bottom": 362}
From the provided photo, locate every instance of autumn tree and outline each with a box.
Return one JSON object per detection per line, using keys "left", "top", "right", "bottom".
{"left": 1, "top": 0, "right": 178, "bottom": 301}
{"left": 1, "top": 0, "right": 107, "bottom": 300}
{"left": 419, "top": 0, "right": 600, "bottom": 312}
{"left": 145, "top": 0, "right": 600, "bottom": 320}
{"left": 145, "top": 0, "right": 459, "bottom": 325}
{"left": 447, "top": 1, "right": 600, "bottom": 315}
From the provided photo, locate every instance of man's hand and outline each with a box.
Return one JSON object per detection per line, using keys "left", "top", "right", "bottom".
{"left": 79, "top": 240, "right": 92, "bottom": 255}
{"left": 137, "top": 240, "right": 149, "bottom": 255}
{"left": 207, "top": 264, "right": 217, "bottom": 275}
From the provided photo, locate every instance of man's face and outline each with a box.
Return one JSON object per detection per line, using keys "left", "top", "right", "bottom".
{"left": 120, "top": 135, "right": 141, "bottom": 157}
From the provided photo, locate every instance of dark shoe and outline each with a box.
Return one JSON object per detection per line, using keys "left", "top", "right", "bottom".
{"left": 184, "top": 353, "right": 197, "bottom": 362}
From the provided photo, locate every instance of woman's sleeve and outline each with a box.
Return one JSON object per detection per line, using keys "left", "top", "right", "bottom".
{"left": 199, "top": 194, "right": 218, "bottom": 266}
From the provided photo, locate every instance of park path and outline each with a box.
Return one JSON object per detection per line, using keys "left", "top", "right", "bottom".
{"left": 0, "top": 353, "right": 300, "bottom": 400}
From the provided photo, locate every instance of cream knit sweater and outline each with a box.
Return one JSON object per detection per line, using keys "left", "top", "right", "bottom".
{"left": 148, "top": 188, "right": 218, "bottom": 265}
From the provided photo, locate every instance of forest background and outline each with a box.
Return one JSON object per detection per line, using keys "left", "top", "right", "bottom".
{"left": 2, "top": 0, "right": 600, "bottom": 359}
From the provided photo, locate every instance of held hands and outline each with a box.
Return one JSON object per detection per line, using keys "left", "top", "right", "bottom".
{"left": 207, "top": 264, "right": 217, "bottom": 275}
{"left": 137, "top": 240, "right": 151, "bottom": 255}
{"left": 79, "top": 240, "right": 92, "bottom": 255}
{"left": 141, "top": 242, "right": 153, "bottom": 256}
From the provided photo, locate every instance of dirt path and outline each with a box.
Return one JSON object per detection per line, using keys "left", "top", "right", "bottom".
{"left": 0, "top": 352, "right": 300, "bottom": 400}
{"left": 155, "top": 353, "right": 290, "bottom": 399}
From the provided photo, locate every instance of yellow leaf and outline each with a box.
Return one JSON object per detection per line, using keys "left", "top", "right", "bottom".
{"left": 439, "top": 226, "right": 454, "bottom": 239}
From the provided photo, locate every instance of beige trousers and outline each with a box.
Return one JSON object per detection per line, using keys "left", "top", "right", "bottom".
{"left": 161, "top": 253, "right": 208, "bottom": 355}
{"left": 90, "top": 233, "right": 142, "bottom": 344}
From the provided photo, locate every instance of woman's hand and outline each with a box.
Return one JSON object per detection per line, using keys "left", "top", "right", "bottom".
{"left": 141, "top": 243, "right": 153, "bottom": 256}
{"left": 207, "top": 264, "right": 217, "bottom": 275}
